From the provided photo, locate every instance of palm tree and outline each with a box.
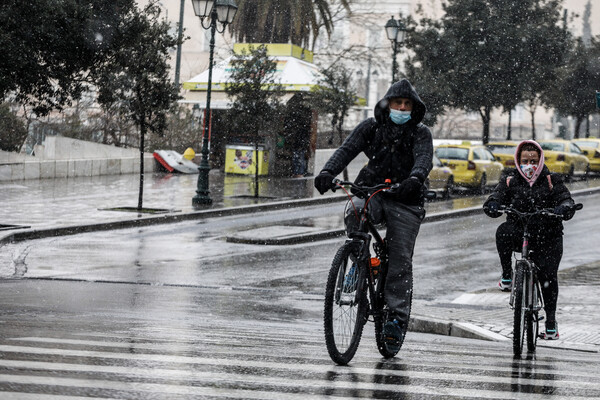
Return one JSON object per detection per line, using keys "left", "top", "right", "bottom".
{"left": 230, "top": 0, "right": 349, "bottom": 49}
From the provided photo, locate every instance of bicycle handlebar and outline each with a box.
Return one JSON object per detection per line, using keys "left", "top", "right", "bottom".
{"left": 331, "top": 179, "right": 437, "bottom": 200}
{"left": 331, "top": 179, "right": 399, "bottom": 194}
{"left": 498, "top": 203, "right": 583, "bottom": 220}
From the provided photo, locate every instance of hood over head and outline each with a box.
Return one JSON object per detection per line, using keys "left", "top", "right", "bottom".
{"left": 514, "top": 140, "right": 544, "bottom": 186}
{"left": 374, "top": 79, "right": 427, "bottom": 126}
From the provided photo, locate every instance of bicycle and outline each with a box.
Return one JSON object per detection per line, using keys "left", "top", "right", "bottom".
{"left": 498, "top": 203, "right": 582, "bottom": 356}
{"left": 323, "top": 178, "right": 434, "bottom": 365}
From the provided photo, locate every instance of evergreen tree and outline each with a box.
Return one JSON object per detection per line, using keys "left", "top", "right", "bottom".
{"left": 225, "top": 44, "right": 285, "bottom": 197}
{"left": 95, "top": 1, "right": 181, "bottom": 210}
{"left": 0, "top": 0, "right": 133, "bottom": 115}
{"left": 311, "top": 64, "right": 357, "bottom": 146}
{"left": 546, "top": 37, "right": 600, "bottom": 138}
{"left": 406, "top": 0, "right": 568, "bottom": 143}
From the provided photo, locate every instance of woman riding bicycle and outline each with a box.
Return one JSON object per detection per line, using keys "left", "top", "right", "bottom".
{"left": 483, "top": 140, "right": 576, "bottom": 340}
{"left": 314, "top": 79, "right": 433, "bottom": 354}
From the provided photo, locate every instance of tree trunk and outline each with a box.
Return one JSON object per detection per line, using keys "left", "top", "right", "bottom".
{"left": 506, "top": 111, "right": 512, "bottom": 140}
{"left": 138, "top": 115, "right": 146, "bottom": 211}
{"left": 254, "top": 135, "right": 259, "bottom": 198}
{"left": 586, "top": 115, "right": 590, "bottom": 138}
{"left": 530, "top": 110, "right": 536, "bottom": 141}
{"left": 528, "top": 99, "right": 538, "bottom": 141}
{"left": 574, "top": 117, "right": 583, "bottom": 139}
{"left": 480, "top": 106, "right": 491, "bottom": 144}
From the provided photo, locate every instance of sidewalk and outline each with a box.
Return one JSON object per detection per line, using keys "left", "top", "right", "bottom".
{"left": 1, "top": 164, "right": 599, "bottom": 353}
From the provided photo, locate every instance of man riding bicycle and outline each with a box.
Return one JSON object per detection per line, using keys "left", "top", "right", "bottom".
{"left": 483, "top": 140, "right": 576, "bottom": 340}
{"left": 314, "top": 79, "right": 433, "bottom": 353}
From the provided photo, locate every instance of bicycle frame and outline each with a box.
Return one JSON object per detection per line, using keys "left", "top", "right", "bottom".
{"left": 509, "top": 223, "right": 544, "bottom": 314}
{"left": 499, "top": 205, "right": 571, "bottom": 355}
{"left": 345, "top": 192, "right": 389, "bottom": 322}
{"left": 324, "top": 178, "right": 437, "bottom": 363}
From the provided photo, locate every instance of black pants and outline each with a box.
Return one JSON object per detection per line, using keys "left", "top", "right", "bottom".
{"left": 496, "top": 222, "right": 562, "bottom": 323}
{"left": 345, "top": 195, "right": 425, "bottom": 326}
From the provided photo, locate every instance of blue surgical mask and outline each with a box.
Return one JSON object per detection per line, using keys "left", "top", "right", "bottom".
{"left": 389, "top": 109, "right": 411, "bottom": 125}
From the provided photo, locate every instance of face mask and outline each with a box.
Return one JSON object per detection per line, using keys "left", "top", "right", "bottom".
{"left": 389, "top": 109, "right": 411, "bottom": 125}
{"left": 520, "top": 164, "right": 537, "bottom": 179}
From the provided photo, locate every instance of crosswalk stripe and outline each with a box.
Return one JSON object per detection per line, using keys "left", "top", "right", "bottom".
{"left": 7, "top": 336, "right": 599, "bottom": 377}
{"left": 0, "top": 393, "right": 121, "bottom": 400}
{"left": 0, "top": 390, "right": 118, "bottom": 400}
{"left": 1, "top": 344, "right": 599, "bottom": 391}
{"left": 0, "top": 372, "right": 594, "bottom": 400}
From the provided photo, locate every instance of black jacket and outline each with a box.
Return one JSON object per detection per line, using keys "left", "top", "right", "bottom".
{"left": 484, "top": 165, "right": 574, "bottom": 236}
{"left": 321, "top": 79, "right": 433, "bottom": 204}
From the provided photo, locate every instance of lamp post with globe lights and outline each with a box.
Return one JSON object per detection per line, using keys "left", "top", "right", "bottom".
{"left": 384, "top": 15, "right": 406, "bottom": 84}
{"left": 191, "top": 0, "right": 238, "bottom": 206}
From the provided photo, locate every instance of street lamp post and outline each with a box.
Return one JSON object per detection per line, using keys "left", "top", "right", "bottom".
{"left": 191, "top": 0, "right": 238, "bottom": 206}
{"left": 385, "top": 15, "right": 406, "bottom": 84}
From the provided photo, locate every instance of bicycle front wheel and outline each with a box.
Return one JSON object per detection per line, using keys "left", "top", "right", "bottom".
{"left": 324, "top": 243, "right": 368, "bottom": 365}
{"left": 513, "top": 263, "right": 527, "bottom": 356}
{"left": 526, "top": 279, "right": 540, "bottom": 352}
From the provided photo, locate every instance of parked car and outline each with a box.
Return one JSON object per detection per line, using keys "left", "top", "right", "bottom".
{"left": 434, "top": 142, "right": 503, "bottom": 193}
{"left": 486, "top": 141, "right": 518, "bottom": 170}
{"left": 538, "top": 139, "right": 590, "bottom": 180}
{"left": 571, "top": 138, "right": 600, "bottom": 174}
{"left": 427, "top": 154, "right": 454, "bottom": 199}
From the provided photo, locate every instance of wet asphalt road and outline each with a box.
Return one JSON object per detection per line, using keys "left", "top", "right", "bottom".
{"left": 1, "top": 278, "right": 600, "bottom": 399}
{"left": 0, "top": 193, "right": 599, "bottom": 398}
{"left": 2, "top": 192, "right": 598, "bottom": 302}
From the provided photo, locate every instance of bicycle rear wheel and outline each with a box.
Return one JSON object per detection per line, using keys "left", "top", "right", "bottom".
{"left": 324, "top": 243, "right": 368, "bottom": 365}
{"left": 513, "top": 263, "right": 527, "bottom": 356}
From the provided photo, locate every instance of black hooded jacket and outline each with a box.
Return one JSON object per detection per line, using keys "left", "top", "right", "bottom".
{"left": 484, "top": 166, "right": 574, "bottom": 237}
{"left": 322, "top": 79, "right": 433, "bottom": 192}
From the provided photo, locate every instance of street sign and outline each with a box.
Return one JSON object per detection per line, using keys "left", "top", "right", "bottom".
{"left": 596, "top": 91, "right": 600, "bottom": 109}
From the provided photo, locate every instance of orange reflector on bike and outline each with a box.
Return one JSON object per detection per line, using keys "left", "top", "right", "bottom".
{"left": 370, "top": 257, "right": 381, "bottom": 267}
{"left": 384, "top": 179, "right": 391, "bottom": 184}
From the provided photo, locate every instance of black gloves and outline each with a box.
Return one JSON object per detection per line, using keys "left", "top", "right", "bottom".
{"left": 554, "top": 204, "right": 575, "bottom": 221}
{"left": 396, "top": 177, "right": 422, "bottom": 201}
{"left": 484, "top": 200, "right": 502, "bottom": 218}
{"left": 314, "top": 170, "right": 336, "bottom": 194}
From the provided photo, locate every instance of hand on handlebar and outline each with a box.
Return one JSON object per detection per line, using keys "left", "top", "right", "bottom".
{"left": 314, "top": 171, "right": 336, "bottom": 195}
{"left": 553, "top": 203, "right": 581, "bottom": 221}
{"left": 483, "top": 200, "right": 502, "bottom": 218}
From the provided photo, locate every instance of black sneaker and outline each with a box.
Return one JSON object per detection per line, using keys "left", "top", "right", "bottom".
{"left": 382, "top": 319, "right": 405, "bottom": 354}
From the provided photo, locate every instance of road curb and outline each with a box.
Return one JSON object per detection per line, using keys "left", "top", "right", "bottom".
{"left": 0, "top": 194, "right": 347, "bottom": 245}
{"left": 409, "top": 315, "right": 509, "bottom": 342}
{"left": 2, "top": 186, "right": 598, "bottom": 246}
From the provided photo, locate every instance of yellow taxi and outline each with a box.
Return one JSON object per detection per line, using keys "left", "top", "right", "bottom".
{"left": 434, "top": 142, "right": 503, "bottom": 193}
{"left": 486, "top": 141, "right": 518, "bottom": 170}
{"left": 427, "top": 154, "right": 454, "bottom": 199}
{"left": 538, "top": 139, "right": 590, "bottom": 179}
{"left": 571, "top": 138, "right": 600, "bottom": 173}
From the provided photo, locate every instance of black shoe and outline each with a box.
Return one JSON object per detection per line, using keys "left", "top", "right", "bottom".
{"left": 382, "top": 318, "right": 405, "bottom": 354}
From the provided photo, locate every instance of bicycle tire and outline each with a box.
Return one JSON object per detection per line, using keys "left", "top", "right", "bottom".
{"left": 324, "top": 243, "right": 368, "bottom": 365}
{"left": 374, "top": 263, "right": 411, "bottom": 358}
{"left": 513, "top": 262, "right": 527, "bottom": 356}
{"left": 526, "top": 278, "right": 539, "bottom": 352}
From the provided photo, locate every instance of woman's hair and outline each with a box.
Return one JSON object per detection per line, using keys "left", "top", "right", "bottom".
{"left": 518, "top": 143, "right": 541, "bottom": 163}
